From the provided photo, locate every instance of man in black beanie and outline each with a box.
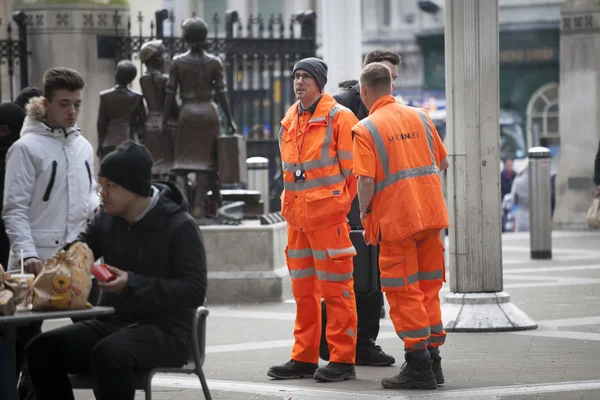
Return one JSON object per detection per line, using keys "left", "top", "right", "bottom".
{"left": 269, "top": 57, "right": 359, "bottom": 382}
{"left": 25, "top": 141, "right": 208, "bottom": 400}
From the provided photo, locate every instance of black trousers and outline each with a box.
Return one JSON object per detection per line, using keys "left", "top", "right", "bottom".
{"left": 25, "top": 317, "right": 189, "bottom": 400}
{"left": 14, "top": 279, "right": 102, "bottom": 382}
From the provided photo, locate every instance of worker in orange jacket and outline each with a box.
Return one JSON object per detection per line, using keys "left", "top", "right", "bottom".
{"left": 267, "top": 57, "right": 359, "bottom": 382}
{"left": 352, "top": 62, "right": 449, "bottom": 390}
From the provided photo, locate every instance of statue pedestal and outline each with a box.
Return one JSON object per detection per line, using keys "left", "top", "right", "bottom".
{"left": 201, "top": 221, "right": 289, "bottom": 304}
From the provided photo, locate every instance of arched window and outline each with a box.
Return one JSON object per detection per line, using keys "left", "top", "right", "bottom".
{"left": 526, "top": 82, "right": 559, "bottom": 147}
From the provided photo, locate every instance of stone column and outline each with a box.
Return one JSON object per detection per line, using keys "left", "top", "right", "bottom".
{"left": 19, "top": 3, "right": 129, "bottom": 159}
{"left": 1, "top": 0, "right": 15, "bottom": 102}
{"left": 553, "top": 0, "right": 600, "bottom": 230}
{"left": 442, "top": 0, "right": 536, "bottom": 331}
{"left": 319, "top": 0, "right": 362, "bottom": 94}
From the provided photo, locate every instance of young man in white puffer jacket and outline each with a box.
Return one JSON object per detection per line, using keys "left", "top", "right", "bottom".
{"left": 3, "top": 67, "right": 99, "bottom": 274}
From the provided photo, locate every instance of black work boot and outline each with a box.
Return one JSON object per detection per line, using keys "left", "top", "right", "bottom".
{"left": 381, "top": 354, "right": 437, "bottom": 390}
{"left": 313, "top": 362, "right": 356, "bottom": 382}
{"left": 356, "top": 341, "right": 396, "bottom": 366}
{"left": 267, "top": 360, "right": 318, "bottom": 379}
{"left": 431, "top": 356, "right": 444, "bottom": 385}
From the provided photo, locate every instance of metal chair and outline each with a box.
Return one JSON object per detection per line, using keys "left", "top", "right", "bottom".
{"left": 69, "top": 306, "right": 212, "bottom": 400}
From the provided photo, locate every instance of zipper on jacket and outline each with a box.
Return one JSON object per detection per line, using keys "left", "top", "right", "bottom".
{"left": 43, "top": 161, "right": 58, "bottom": 202}
{"left": 85, "top": 160, "right": 92, "bottom": 189}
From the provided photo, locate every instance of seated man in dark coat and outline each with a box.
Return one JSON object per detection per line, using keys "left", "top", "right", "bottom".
{"left": 25, "top": 141, "right": 207, "bottom": 400}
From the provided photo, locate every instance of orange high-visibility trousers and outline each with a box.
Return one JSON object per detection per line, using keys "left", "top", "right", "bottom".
{"left": 285, "top": 222, "right": 358, "bottom": 364}
{"left": 379, "top": 228, "right": 446, "bottom": 352}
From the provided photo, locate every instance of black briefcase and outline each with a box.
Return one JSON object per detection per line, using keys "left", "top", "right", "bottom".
{"left": 350, "top": 230, "right": 379, "bottom": 295}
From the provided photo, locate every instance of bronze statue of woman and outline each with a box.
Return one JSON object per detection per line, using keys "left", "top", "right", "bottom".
{"left": 162, "top": 17, "right": 238, "bottom": 220}
{"left": 139, "top": 39, "right": 178, "bottom": 178}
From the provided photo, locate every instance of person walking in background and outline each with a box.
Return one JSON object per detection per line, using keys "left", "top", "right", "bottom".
{"left": 594, "top": 140, "right": 600, "bottom": 196}
{"left": 353, "top": 62, "right": 449, "bottom": 390}
{"left": 501, "top": 158, "right": 516, "bottom": 201}
{"left": 268, "top": 57, "right": 359, "bottom": 382}
{"left": 511, "top": 160, "right": 530, "bottom": 232}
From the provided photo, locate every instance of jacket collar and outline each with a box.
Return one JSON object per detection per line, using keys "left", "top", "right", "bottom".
{"left": 283, "top": 92, "right": 338, "bottom": 128}
{"left": 369, "top": 94, "right": 396, "bottom": 115}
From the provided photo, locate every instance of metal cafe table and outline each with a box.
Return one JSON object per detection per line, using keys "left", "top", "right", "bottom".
{"left": 0, "top": 306, "right": 115, "bottom": 398}
{"left": 0, "top": 305, "right": 115, "bottom": 352}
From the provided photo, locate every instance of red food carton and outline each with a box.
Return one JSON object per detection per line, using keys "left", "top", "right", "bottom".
{"left": 92, "top": 264, "right": 116, "bottom": 283}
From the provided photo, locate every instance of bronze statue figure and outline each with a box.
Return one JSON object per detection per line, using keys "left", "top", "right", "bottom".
{"left": 139, "top": 40, "right": 178, "bottom": 177}
{"left": 97, "top": 60, "right": 146, "bottom": 160}
{"left": 162, "top": 17, "right": 238, "bottom": 220}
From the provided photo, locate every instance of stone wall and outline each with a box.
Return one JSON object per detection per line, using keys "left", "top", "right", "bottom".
{"left": 18, "top": 3, "right": 129, "bottom": 168}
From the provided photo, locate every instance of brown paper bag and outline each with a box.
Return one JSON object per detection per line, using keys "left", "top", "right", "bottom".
{"left": 587, "top": 197, "right": 600, "bottom": 229}
{"left": 0, "top": 264, "right": 16, "bottom": 316}
{"left": 32, "top": 242, "right": 94, "bottom": 311}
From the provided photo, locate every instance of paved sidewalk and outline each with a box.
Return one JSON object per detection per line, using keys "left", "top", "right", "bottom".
{"left": 60, "top": 230, "right": 600, "bottom": 399}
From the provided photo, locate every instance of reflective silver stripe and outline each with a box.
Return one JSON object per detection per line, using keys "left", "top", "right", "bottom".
{"left": 338, "top": 150, "right": 352, "bottom": 160}
{"left": 316, "top": 270, "right": 353, "bottom": 282}
{"left": 283, "top": 173, "right": 346, "bottom": 192}
{"left": 347, "top": 328, "right": 355, "bottom": 338}
{"left": 415, "top": 108, "right": 437, "bottom": 166}
{"left": 288, "top": 248, "right": 313, "bottom": 259}
{"left": 360, "top": 107, "right": 440, "bottom": 195}
{"left": 397, "top": 326, "right": 431, "bottom": 340}
{"left": 380, "top": 273, "right": 419, "bottom": 288}
{"left": 281, "top": 105, "right": 345, "bottom": 182}
{"left": 326, "top": 246, "right": 356, "bottom": 258}
{"left": 289, "top": 267, "right": 316, "bottom": 279}
{"left": 406, "top": 340, "right": 429, "bottom": 351}
{"left": 419, "top": 270, "right": 444, "bottom": 280}
{"left": 341, "top": 168, "right": 352, "bottom": 179}
{"left": 428, "top": 335, "right": 446, "bottom": 345}
{"left": 430, "top": 324, "right": 444, "bottom": 334}
{"left": 343, "top": 289, "right": 351, "bottom": 299}
{"left": 362, "top": 118, "right": 391, "bottom": 176}
{"left": 374, "top": 165, "right": 439, "bottom": 194}
{"left": 282, "top": 157, "right": 339, "bottom": 173}
{"left": 312, "top": 250, "right": 327, "bottom": 260}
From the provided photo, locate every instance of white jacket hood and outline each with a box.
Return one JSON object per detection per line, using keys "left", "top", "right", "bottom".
{"left": 20, "top": 96, "right": 80, "bottom": 139}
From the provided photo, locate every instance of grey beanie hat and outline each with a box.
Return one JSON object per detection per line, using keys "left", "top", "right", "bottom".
{"left": 293, "top": 57, "right": 328, "bottom": 91}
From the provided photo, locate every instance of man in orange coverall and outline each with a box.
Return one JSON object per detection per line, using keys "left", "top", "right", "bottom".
{"left": 267, "top": 57, "right": 359, "bottom": 382}
{"left": 353, "top": 62, "right": 449, "bottom": 390}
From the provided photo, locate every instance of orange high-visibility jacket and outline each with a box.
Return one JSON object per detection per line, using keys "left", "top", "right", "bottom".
{"left": 353, "top": 95, "right": 449, "bottom": 242}
{"left": 279, "top": 93, "right": 358, "bottom": 232}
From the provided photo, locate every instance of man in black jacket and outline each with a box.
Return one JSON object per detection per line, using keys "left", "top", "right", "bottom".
{"left": 319, "top": 50, "right": 400, "bottom": 367}
{"left": 25, "top": 141, "right": 207, "bottom": 400}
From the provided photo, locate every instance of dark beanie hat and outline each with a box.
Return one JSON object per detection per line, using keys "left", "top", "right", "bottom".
{"left": 0, "top": 102, "right": 26, "bottom": 136}
{"left": 99, "top": 141, "right": 153, "bottom": 197}
{"left": 293, "top": 57, "right": 328, "bottom": 91}
{"left": 14, "top": 87, "right": 43, "bottom": 110}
